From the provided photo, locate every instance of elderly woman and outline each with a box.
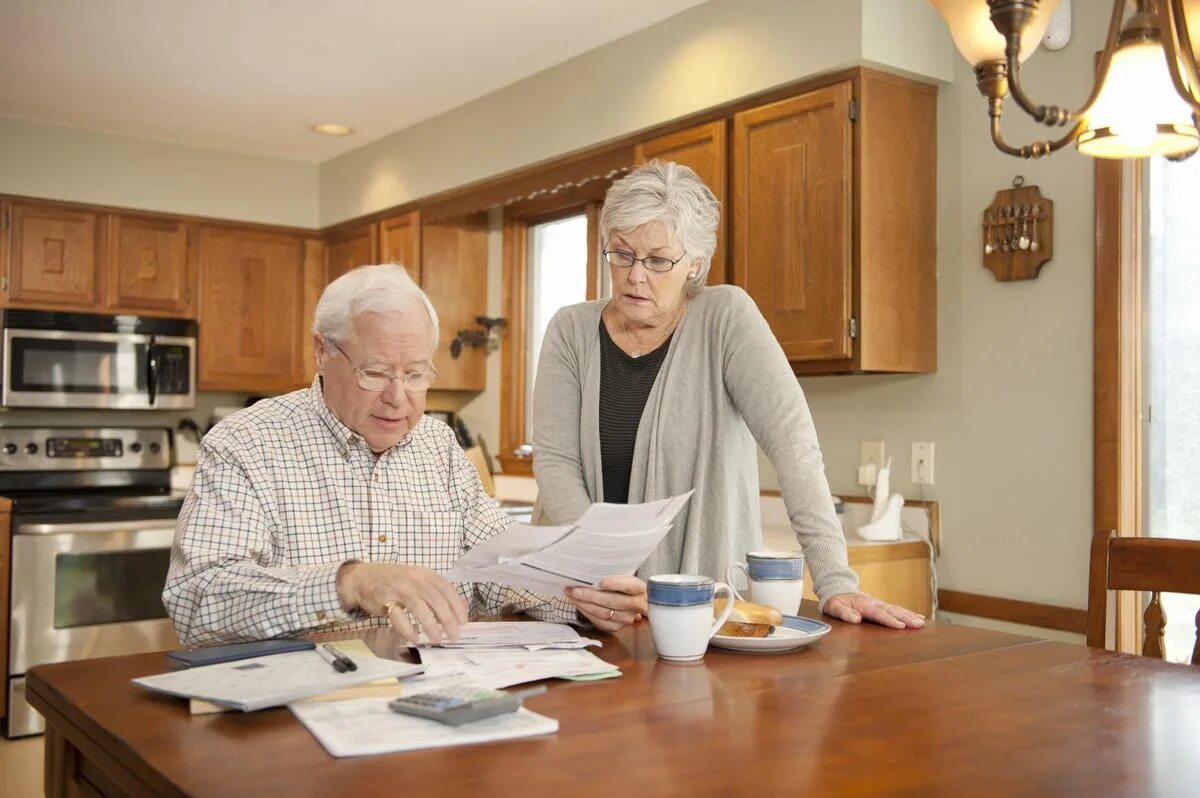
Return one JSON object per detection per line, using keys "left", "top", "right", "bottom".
{"left": 538, "top": 160, "right": 925, "bottom": 632}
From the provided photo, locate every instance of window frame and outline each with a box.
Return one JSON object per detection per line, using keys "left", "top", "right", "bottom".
{"left": 1094, "top": 156, "right": 1147, "bottom": 654}
{"left": 499, "top": 194, "right": 602, "bottom": 476}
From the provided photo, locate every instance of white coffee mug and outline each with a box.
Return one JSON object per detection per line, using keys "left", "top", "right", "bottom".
{"left": 726, "top": 551, "right": 806, "bottom": 616}
{"left": 647, "top": 575, "right": 735, "bottom": 662}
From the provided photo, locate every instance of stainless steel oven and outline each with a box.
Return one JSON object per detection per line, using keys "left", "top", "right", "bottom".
{"left": 0, "top": 310, "right": 196, "bottom": 409}
{"left": 3, "top": 427, "right": 183, "bottom": 737}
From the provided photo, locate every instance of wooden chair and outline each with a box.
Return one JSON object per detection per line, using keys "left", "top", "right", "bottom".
{"left": 464, "top": 445, "right": 496, "bottom": 498}
{"left": 1087, "top": 528, "right": 1200, "bottom": 664}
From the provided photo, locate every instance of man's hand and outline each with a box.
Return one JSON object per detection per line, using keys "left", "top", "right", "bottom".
{"left": 823, "top": 592, "right": 925, "bottom": 629}
{"left": 566, "top": 575, "right": 648, "bottom": 632}
{"left": 337, "top": 562, "right": 469, "bottom": 644}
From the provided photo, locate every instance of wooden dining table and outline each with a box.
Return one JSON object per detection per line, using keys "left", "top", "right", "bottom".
{"left": 25, "top": 606, "right": 1200, "bottom": 797}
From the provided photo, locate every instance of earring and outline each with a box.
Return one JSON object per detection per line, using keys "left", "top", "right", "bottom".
{"left": 687, "top": 272, "right": 697, "bottom": 280}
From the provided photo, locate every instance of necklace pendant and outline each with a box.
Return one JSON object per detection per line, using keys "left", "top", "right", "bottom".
{"left": 631, "top": 351, "right": 641, "bottom": 358}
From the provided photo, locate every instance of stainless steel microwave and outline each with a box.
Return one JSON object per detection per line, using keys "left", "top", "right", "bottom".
{"left": 0, "top": 310, "right": 196, "bottom": 410}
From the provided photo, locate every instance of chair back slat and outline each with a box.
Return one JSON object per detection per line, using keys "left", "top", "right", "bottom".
{"left": 1107, "top": 537, "right": 1200, "bottom": 594}
{"left": 1087, "top": 529, "right": 1200, "bottom": 665}
{"left": 1142, "top": 592, "right": 1166, "bottom": 661}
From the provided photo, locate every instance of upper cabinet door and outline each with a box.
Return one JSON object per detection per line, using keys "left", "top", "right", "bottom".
{"left": 732, "top": 83, "right": 854, "bottom": 363}
{"left": 379, "top": 211, "right": 422, "bottom": 284}
{"left": 422, "top": 216, "right": 487, "bottom": 391}
{"left": 635, "top": 121, "right": 727, "bottom": 284}
{"left": 107, "top": 214, "right": 194, "bottom": 317}
{"left": 326, "top": 224, "right": 378, "bottom": 284}
{"left": 6, "top": 202, "right": 102, "bottom": 308}
{"left": 196, "top": 227, "right": 304, "bottom": 392}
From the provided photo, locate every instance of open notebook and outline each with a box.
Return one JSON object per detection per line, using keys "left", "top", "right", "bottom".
{"left": 133, "top": 649, "right": 423, "bottom": 712}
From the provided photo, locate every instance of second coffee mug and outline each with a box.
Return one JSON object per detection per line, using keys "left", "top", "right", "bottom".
{"left": 726, "top": 551, "right": 806, "bottom": 615}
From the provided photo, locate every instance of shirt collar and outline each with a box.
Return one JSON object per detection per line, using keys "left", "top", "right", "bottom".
{"left": 308, "top": 377, "right": 413, "bottom": 459}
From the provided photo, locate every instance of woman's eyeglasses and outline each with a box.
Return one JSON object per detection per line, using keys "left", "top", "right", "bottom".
{"left": 602, "top": 246, "right": 688, "bottom": 273}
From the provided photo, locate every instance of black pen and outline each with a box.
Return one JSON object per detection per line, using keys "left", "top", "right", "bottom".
{"left": 316, "top": 643, "right": 357, "bottom": 673}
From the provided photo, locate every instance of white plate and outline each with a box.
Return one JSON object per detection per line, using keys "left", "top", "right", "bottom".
{"left": 708, "top": 615, "right": 831, "bottom": 654}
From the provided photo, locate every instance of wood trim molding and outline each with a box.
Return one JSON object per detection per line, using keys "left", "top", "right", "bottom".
{"left": 499, "top": 216, "right": 530, "bottom": 470}
{"left": 938, "top": 590, "right": 1088, "bottom": 635}
{"left": 1094, "top": 156, "right": 1145, "bottom": 654}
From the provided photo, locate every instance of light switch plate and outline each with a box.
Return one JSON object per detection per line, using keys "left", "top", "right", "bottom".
{"left": 859, "top": 440, "right": 885, "bottom": 486}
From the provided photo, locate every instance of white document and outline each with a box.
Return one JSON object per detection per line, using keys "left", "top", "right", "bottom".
{"left": 291, "top": 698, "right": 559, "bottom": 758}
{"left": 417, "top": 621, "right": 598, "bottom": 650}
{"left": 445, "top": 491, "right": 694, "bottom": 593}
{"left": 417, "top": 646, "right": 619, "bottom": 689}
{"left": 132, "top": 650, "right": 423, "bottom": 712}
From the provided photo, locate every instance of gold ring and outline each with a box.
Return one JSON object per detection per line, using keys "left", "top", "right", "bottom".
{"left": 382, "top": 601, "right": 398, "bottom": 617}
{"left": 607, "top": 608, "right": 616, "bottom": 621}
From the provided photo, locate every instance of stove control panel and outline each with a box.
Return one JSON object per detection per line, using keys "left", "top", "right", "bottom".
{"left": 0, "top": 428, "right": 171, "bottom": 471}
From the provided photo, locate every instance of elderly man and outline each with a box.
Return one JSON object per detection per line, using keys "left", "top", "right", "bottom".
{"left": 165, "top": 264, "right": 645, "bottom": 646}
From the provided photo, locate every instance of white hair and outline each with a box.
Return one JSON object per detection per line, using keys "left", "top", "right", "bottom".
{"left": 313, "top": 263, "right": 440, "bottom": 348}
{"left": 600, "top": 160, "right": 721, "bottom": 297}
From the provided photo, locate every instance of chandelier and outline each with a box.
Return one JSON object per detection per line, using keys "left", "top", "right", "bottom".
{"left": 929, "top": 0, "right": 1200, "bottom": 159}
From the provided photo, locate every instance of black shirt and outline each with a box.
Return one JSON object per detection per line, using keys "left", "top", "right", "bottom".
{"left": 598, "top": 319, "right": 672, "bottom": 504}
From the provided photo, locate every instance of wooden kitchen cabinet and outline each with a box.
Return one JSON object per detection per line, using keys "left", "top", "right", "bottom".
{"left": 421, "top": 215, "right": 488, "bottom": 391}
{"left": 196, "top": 226, "right": 305, "bottom": 392}
{"left": 106, "top": 214, "right": 193, "bottom": 316}
{"left": 1, "top": 199, "right": 199, "bottom": 318}
{"left": 2, "top": 200, "right": 103, "bottom": 308}
{"left": 731, "top": 70, "right": 937, "bottom": 374}
{"left": 635, "top": 121, "right": 727, "bottom": 284}
{"left": 379, "top": 210, "right": 422, "bottom": 283}
{"left": 325, "top": 222, "right": 378, "bottom": 284}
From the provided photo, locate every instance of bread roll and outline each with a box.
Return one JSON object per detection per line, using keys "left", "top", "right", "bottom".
{"left": 713, "top": 598, "right": 784, "bottom": 637}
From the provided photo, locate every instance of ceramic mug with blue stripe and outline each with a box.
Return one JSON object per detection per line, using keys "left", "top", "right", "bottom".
{"left": 727, "top": 551, "right": 806, "bottom": 615}
{"left": 647, "top": 575, "right": 735, "bottom": 662}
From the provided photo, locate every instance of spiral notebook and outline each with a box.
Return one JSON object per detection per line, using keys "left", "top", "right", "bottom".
{"left": 133, "top": 649, "right": 423, "bottom": 712}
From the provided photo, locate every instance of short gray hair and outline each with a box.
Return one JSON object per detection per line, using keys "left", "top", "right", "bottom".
{"left": 600, "top": 160, "right": 720, "bottom": 297}
{"left": 313, "top": 263, "right": 440, "bottom": 349}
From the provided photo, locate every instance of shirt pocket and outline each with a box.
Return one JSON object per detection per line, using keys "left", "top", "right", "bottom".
{"left": 393, "top": 510, "right": 464, "bottom": 575}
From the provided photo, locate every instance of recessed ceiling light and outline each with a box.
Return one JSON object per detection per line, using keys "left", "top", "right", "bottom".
{"left": 311, "top": 123, "right": 354, "bottom": 136}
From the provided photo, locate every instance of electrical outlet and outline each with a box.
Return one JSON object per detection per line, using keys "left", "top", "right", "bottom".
{"left": 859, "top": 440, "right": 885, "bottom": 486}
{"left": 911, "top": 441, "right": 935, "bottom": 486}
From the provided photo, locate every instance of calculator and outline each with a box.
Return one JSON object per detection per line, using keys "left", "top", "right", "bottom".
{"left": 387, "top": 685, "right": 547, "bottom": 726}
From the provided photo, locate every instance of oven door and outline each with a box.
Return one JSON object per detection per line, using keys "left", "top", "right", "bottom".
{"left": 9, "top": 518, "right": 180, "bottom": 676}
{"left": 2, "top": 328, "right": 195, "bottom": 409}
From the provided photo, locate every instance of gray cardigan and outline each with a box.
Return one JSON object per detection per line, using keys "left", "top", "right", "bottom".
{"left": 531, "top": 285, "right": 859, "bottom": 606}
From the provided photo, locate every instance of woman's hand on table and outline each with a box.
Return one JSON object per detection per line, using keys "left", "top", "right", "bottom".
{"left": 565, "top": 575, "right": 648, "bottom": 631}
{"left": 823, "top": 592, "right": 926, "bottom": 629}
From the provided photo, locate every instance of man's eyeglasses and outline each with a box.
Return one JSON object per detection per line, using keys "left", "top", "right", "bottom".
{"left": 602, "top": 246, "right": 688, "bottom": 273}
{"left": 328, "top": 341, "right": 437, "bottom": 393}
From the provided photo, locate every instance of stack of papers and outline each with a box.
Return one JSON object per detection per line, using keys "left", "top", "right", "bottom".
{"left": 133, "top": 649, "right": 423, "bottom": 711}
{"left": 291, "top": 699, "right": 558, "bottom": 758}
{"left": 446, "top": 492, "right": 693, "bottom": 593}
{"left": 415, "top": 622, "right": 619, "bottom": 688}
{"left": 418, "top": 646, "right": 619, "bottom": 689}
{"left": 420, "top": 622, "right": 599, "bottom": 650}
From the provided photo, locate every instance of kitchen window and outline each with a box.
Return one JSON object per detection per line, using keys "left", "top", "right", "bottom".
{"left": 500, "top": 201, "right": 602, "bottom": 475}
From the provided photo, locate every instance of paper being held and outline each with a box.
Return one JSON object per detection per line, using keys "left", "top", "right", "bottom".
{"left": 445, "top": 491, "right": 693, "bottom": 593}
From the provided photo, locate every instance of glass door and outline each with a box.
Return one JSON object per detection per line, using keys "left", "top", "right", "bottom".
{"left": 1144, "top": 155, "right": 1200, "bottom": 663}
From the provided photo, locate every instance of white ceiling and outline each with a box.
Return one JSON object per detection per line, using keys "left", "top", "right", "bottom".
{"left": 0, "top": 0, "right": 706, "bottom": 163}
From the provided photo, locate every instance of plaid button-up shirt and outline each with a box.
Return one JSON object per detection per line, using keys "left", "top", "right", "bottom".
{"left": 164, "top": 380, "right": 576, "bottom": 646}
